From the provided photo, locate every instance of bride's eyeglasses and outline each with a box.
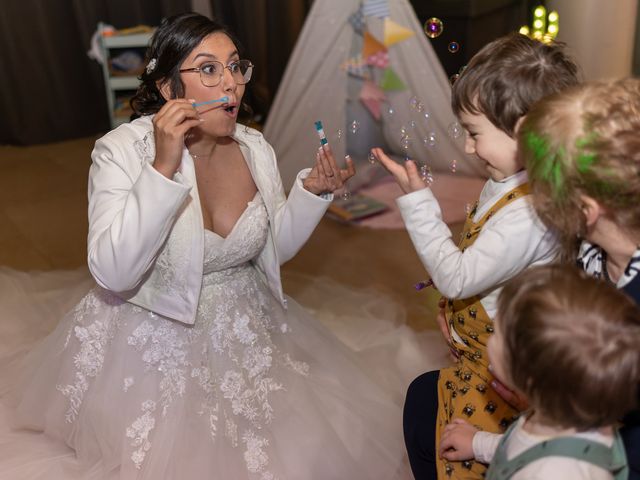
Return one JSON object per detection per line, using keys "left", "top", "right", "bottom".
{"left": 179, "top": 60, "right": 254, "bottom": 87}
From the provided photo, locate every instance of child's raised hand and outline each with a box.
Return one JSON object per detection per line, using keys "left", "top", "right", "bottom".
{"left": 370, "top": 148, "right": 426, "bottom": 194}
{"left": 303, "top": 144, "right": 356, "bottom": 195}
{"left": 439, "top": 418, "right": 478, "bottom": 461}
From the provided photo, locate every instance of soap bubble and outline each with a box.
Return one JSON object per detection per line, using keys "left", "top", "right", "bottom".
{"left": 400, "top": 126, "right": 408, "bottom": 138}
{"left": 464, "top": 203, "right": 472, "bottom": 215}
{"left": 368, "top": 152, "right": 376, "bottom": 164}
{"left": 447, "top": 121, "right": 463, "bottom": 139}
{"left": 409, "top": 120, "right": 417, "bottom": 130}
{"left": 341, "top": 190, "right": 352, "bottom": 200}
{"left": 423, "top": 132, "right": 437, "bottom": 147}
{"left": 420, "top": 165, "right": 434, "bottom": 186}
{"left": 423, "top": 112, "right": 430, "bottom": 122}
{"left": 335, "top": 129, "right": 343, "bottom": 141}
{"left": 450, "top": 73, "right": 460, "bottom": 85}
{"left": 424, "top": 17, "right": 443, "bottom": 38}
{"left": 409, "top": 96, "right": 419, "bottom": 109}
{"left": 387, "top": 106, "right": 395, "bottom": 116}
{"left": 350, "top": 120, "right": 360, "bottom": 134}
{"left": 450, "top": 159, "right": 458, "bottom": 173}
{"left": 416, "top": 102, "right": 425, "bottom": 113}
{"left": 447, "top": 41, "right": 460, "bottom": 53}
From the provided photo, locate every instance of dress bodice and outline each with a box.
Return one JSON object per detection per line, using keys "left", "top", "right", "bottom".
{"left": 202, "top": 192, "right": 268, "bottom": 274}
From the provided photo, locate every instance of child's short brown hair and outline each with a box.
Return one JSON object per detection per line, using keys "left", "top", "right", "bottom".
{"left": 520, "top": 78, "right": 640, "bottom": 257}
{"left": 497, "top": 265, "right": 640, "bottom": 430}
{"left": 452, "top": 32, "right": 579, "bottom": 136}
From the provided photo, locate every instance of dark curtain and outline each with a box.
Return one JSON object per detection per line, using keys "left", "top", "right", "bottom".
{"left": 0, "top": 0, "right": 190, "bottom": 145}
{"left": 210, "top": 0, "right": 313, "bottom": 122}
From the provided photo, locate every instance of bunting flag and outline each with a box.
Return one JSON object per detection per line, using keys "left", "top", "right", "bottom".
{"left": 379, "top": 67, "right": 407, "bottom": 91}
{"left": 341, "top": 55, "right": 370, "bottom": 79}
{"left": 362, "top": 30, "right": 387, "bottom": 59}
{"left": 366, "top": 50, "right": 389, "bottom": 69}
{"left": 348, "top": 8, "right": 366, "bottom": 35}
{"left": 359, "top": 81, "right": 387, "bottom": 120}
{"left": 363, "top": 0, "right": 390, "bottom": 19}
{"left": 383, "top": 18, "right": 415, "bottom": 46}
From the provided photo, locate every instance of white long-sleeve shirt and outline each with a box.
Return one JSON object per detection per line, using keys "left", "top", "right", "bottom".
{"left": 473, "top": 417, "right": 615, "bottom": 479}
{"left": 396, "top": 171, "right": 557, "bottom": 343}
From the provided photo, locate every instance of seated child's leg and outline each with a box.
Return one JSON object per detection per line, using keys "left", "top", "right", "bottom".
{"left": 404, "top": 370, "right": 440, "bottom": 480}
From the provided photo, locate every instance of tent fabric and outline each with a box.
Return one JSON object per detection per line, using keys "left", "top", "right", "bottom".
{"left": 264, "top": 0, "right": 486, "bottom": 192}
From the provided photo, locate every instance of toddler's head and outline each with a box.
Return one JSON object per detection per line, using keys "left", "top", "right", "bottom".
{"left": 451, "top": 33, "right": 578, "bottom": 181}
{"left": 452, "top": 32, "right": 579, "bottom": 137}
{"left": 520, "top": 78, "right": 640, "bottom": 256}
{"left": 491, "top": 265, "right": 640, "bottom": 430}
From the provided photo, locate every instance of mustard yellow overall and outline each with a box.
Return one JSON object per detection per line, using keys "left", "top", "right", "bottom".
{"left": 435, "top": 184, "right": 530, "bottom": 479}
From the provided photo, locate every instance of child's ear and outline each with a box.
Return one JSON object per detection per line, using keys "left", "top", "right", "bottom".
{"left": 579, "top": 194, "right": 603, "bottom": 228}
{"left": 513, "top": 116, "right": 526, "bottom": 135}
{"left": 156, "top": 80, "right": 172, "bottom": 102}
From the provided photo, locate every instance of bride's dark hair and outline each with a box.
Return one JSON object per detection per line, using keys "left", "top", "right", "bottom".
{"left": 130, "top": 13, "right": 245, "bottom": 118}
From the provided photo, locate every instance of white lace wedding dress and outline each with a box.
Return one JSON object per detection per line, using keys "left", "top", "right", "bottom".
{"left": 0, "top": 192, "right": 449, "bottom": 479}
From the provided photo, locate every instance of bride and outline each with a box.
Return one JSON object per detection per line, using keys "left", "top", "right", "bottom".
{"left": 0, "top": 12, "right": 448, "bottom": 480}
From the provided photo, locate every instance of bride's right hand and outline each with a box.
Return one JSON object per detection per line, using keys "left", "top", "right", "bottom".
{"left": 152, "top": 99, "right": 202, "bottom": 178}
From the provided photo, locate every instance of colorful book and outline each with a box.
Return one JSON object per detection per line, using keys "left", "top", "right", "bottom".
{"left": 327, "top": 193, "right": 388, "bottom": 222}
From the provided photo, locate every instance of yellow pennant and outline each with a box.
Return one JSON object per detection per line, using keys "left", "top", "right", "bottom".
{"left": 383, "top": 18, "right": 415, "bottom": 46}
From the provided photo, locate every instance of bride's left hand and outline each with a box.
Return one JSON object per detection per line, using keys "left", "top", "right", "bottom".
{"left": 303, "top": 144, "right": 356, "bottom": 195}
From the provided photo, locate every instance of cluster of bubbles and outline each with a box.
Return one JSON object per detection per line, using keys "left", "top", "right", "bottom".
{"left": 350, "top": 120, "right": 360, "bottom": 134}
{"left": 423, "top": 17, "right": 443, "bottom": 38}
{"left": 419, "top": 164, "right": 434, "bottom": 186}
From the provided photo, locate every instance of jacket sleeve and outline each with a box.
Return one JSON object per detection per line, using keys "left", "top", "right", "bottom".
{"left": 87, "top": 136, "right": 191, "bottom": 292}
{"left": 396, "top": 188, "right": 557, "bottom": 299}
{"left": 265, "top": 143, "right": 332, "bottom": 264}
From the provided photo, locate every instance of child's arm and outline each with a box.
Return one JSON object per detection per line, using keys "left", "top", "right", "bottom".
{"left": 397, "top": 188, "right": 554, "bottom": 299}
{"left": 439, "top": 419, "right": 502, "bottom": 464}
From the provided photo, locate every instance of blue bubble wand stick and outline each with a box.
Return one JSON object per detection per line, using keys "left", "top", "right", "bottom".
{"left": 192, "top": 96, "right": 229, "bottom": 107}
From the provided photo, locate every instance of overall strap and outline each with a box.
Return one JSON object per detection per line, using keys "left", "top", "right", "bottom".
{"left": 487, "top": 431, "right": 628, "bottom": 480}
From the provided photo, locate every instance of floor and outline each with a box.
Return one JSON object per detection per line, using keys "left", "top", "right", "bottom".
{"left": 0, "top": 135, "right": 462, "bottom": 331}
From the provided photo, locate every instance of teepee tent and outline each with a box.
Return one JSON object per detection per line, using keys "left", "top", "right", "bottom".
{"left": 264, "top": 0, "right": 486, "bottom": 191}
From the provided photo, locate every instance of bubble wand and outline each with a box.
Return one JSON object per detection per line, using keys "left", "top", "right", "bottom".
{"left": 192, "top": 96, "right": 229, "bottom": 108}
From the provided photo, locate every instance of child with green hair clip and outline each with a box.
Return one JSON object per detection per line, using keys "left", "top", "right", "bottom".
{"left": 517, "top": 77, "right": 640, "bottom": 479}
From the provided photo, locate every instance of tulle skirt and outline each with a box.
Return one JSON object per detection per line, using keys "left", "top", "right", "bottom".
{"left": 0, "top": 266, "right": 449, "bottom": 479}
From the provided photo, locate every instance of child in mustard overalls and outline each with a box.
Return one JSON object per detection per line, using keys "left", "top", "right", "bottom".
{"left": 373, "top": 33, "right": 579, "bottom": 479}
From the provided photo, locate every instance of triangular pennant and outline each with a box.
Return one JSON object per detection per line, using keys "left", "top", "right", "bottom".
{"left": 348, "top": 8, "right": 365, "bottom": 35}
{"left": 359, "top": 81, "right": 387, "bottom": 120}
{"left": 341, "top": 55, "right": 370, "bottom": 79}
{"left": 366, "top": 51, "right": 389, "bottom": 69}
{"left": 362, "top": 30, "right": 387, "bottom": 59}
{"left": 383, "top": 18, "right": 415, "bottom": 46}
{"left": 380, "top": 67, "right": 406, "bottom": 91}
{"left": 362, "top": 0, "right": 390, "bottom": 19}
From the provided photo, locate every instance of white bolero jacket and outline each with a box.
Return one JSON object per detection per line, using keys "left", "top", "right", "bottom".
{"left": 87, "top": 116, "right": 331, "bottom": 326}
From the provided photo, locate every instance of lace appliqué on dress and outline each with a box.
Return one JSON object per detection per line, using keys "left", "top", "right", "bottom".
{"left": 56, "top": 289, "right": 123, "bottom": 423}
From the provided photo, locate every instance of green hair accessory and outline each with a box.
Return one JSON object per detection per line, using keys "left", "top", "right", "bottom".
{"left": 575, "top": 133, "right": 598, "bottom": 173}
{"left": 525, "top": 131, "right": 566, "bottom": 197}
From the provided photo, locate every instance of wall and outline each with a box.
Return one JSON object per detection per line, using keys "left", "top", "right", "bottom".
{"left": 548, "top": 0, "right": 638, "bottom": 80}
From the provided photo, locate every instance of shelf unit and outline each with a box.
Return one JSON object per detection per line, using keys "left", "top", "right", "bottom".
{"left": 98, "top": 24, "right": 154, "bottom": 128}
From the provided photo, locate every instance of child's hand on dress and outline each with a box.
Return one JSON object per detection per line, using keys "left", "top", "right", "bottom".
{"left": 370, "top": 147, "right": 426, "bottom": 194}
{"left": 439, "top": 418, "right": 479, "bottom": 461}
{"left": 303, "top": 144, "right": 356, "bottom": 195}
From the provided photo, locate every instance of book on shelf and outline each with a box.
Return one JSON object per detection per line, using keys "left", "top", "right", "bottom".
{"left": 327, "top": 193, "right": 388, "bottom": 222}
